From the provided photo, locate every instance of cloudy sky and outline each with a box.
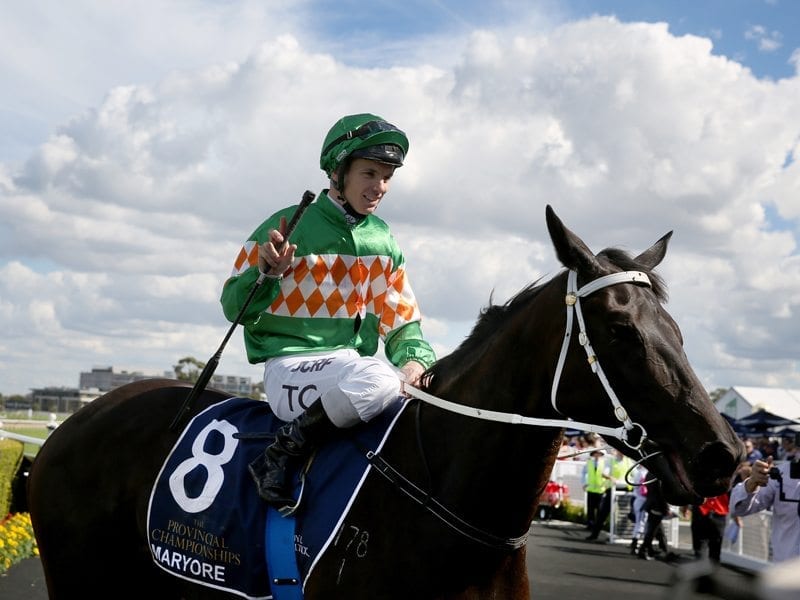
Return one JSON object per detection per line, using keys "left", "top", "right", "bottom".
{"left": 1, "top": 0, "right": 799, "bottom": 397}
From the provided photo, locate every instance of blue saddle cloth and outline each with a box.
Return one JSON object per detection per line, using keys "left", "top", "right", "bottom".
{"left": 146, "top": 397, "right": 405, "bottom": 599}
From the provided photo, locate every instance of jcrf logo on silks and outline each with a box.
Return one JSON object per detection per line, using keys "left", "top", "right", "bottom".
{"left": 290, "top": 357, "right": 335, "bottom": 373}
{"left": 147, "top": 399, "right": 274, "bottom": 600}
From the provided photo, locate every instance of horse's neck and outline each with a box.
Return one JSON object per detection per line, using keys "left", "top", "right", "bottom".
{"left": 416, "top": 287, "right": 565, "bottom": 531}
{"left": 410, "top": 401, "right": 559, "bottom": 538}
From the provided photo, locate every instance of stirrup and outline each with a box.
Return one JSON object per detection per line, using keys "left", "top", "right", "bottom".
{"left": 277, "top": 474, "right": 306, "bottom": 517}
{"left": 275, "top": 451, "right": 317, "bottom": 516}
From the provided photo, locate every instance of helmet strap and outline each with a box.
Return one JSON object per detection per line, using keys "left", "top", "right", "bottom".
{"left": 330, "top": 164, "right": 366, "bottom": 225}
{"left": 332, "top": 159, "right": 348, "bottom": 192}
{"left": 340, "top": 197, "right": 366, "bottom": 225}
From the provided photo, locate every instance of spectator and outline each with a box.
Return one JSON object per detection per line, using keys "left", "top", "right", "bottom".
{"left": 628, "top": 464, "right": 649, "bottom": 555}
{"left": 557, "top": 435, "right": 573, "bottom": 460}
{"left": 689, "top": 494, "right": 729, "bottom": 563}
{"left": 744, "top": 438, "right": 763, "bottom": 463}
{"left": 778, "top": 432, "right": 798, "bottom": 461}
{"left": 572, "top": 436, "right": 590, "bottom": 460}
{"left": 758, "top": 435, "right": 777, "bottom": 460}
{"left": 729, "top": 436, "right": 800, "bottom": 563}
{"left": 586, "top": 448, "right": 633, "bottom": 541}
{"left": 637, "top": 479, "right": 676, "bottom": 561}
{"left": 731, "top": 460, "right": 752, "bottom": 488}
{"left": 582, "top": 448, "right": 608, "bottom": 534}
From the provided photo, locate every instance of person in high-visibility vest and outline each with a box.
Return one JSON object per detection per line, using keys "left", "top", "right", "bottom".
{"left": 612, "top": 450, "right": 634, "bottom": 492}
{"left": 582, "top": 448, "right": 609, "bottom": 535}
{"left": 587, "top": 448, "right": 632, "bottom": 541}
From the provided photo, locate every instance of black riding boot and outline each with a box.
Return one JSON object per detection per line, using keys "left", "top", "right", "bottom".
{"left": 248, "top": 400, "right": 338, "bottom": 509}
{"left": 629, "top": 538, "right": 639, "bottom": 555}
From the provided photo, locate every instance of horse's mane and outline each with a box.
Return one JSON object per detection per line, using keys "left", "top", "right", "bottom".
{"left": 424, "top": 247, "right": 667, "bottom": 391}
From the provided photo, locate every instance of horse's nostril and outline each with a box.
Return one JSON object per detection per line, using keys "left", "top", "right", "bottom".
{"left": 697, "top": 441, "right": 738, "bottom": 481}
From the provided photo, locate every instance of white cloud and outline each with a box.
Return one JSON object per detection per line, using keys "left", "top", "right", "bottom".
{"left": 745, "top": 24, "right": 783, "bottom": 53}
{"left": 1, "top": 13, "right": 799, "bottom": 396}
{"left": 0, "top": 0, "right": 307, "bottom": 164}
{"left": 791, "top": 49, "right": 800, "bottom": 74}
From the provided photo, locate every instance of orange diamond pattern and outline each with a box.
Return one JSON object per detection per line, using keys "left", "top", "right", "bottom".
{"left": 329, "top": 256, "right": 349, "bottom": 285}
{"left": 265, "top": 253, "right": 420, "bottom": 332}
{"left": 231, "top": 241, "right": 259, "bottom": 276}
{"left": 305, "top": 288, "right": 325, "bottom": 317}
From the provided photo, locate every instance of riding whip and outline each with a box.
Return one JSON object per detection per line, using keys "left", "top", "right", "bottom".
{"left": 168, "top": 190, "right": 316, "bottom": 431}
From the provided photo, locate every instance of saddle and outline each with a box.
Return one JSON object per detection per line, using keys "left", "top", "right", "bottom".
{"left": 147, "top": 397, "right": 405, "bottom": 599}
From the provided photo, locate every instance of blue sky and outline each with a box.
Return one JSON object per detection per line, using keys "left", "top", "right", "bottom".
{"left": 0, "top": 0, "right": 799, "bottom": 397}
{"left": 568, "top": 0, "right": 799, "bottom": 79}
{"left": 304, "top": 0, "right": 800, "bottom": 78}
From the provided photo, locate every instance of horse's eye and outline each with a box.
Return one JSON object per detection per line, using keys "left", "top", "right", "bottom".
{"left": 608, "top": 322, "right": 635, "bottom": 342}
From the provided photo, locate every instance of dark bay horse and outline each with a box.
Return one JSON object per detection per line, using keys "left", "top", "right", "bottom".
{"left": 28, "top": 206, "right": 743, "bottom": 599}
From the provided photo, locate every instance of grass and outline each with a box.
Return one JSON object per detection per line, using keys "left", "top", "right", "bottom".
{"left": 0, "top": 425, "right": 49, "bottom": 456}
{"left": 552, "top": 499, "right": 586, "bottom": 523}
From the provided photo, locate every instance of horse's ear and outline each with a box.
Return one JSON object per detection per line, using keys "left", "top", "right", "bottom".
{"left": 634, "top": 231, "right": 673, "bottom": 270}
{"left": 545, "top": 205, "right": 601, "bottom": 275}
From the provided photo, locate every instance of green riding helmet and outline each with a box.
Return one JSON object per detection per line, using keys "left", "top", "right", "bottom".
{"left": 320, "top": 113, "right": 409, "bottom": 190}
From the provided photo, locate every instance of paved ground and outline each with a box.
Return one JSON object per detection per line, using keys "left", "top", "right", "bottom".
{"left": 0, "top": 520, "right": 760, "bottom": 599}
{"left": 526, "top": 520, "right": 758, "bottom": 599}
{"left": 0, "top": 555, "right": 48, "bottom": 599}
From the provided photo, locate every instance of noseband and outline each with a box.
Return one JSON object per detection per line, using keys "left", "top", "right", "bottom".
{"left": 406, "top": 268, "right": 653, "bottom": 451}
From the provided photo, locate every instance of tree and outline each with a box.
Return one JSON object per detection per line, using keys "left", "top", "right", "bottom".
{"left": 249, "top": 381, "right": 264, "bottom": 400}
{"left": 708, "top": 387, "right": 728, "bottom": 404}
{"left": 173, "top": 356, "right": 206, "bottom": 383}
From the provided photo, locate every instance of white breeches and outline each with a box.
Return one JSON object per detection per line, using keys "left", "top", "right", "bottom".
{"left": 263, "top": 349, "right": 402, "bottom": 427}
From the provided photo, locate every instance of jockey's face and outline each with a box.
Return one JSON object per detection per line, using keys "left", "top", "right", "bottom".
{"left": 339, "top": 158, "right": 395, "bottom": 216}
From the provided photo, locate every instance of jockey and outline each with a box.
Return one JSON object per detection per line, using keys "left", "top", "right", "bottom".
{"left": 221, "top": 113, "right": 436, "bottom": 510}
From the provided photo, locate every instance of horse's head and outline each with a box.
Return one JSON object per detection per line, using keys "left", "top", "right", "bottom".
{"left": 545, "top": 205, "right": 744, "bottom": 504}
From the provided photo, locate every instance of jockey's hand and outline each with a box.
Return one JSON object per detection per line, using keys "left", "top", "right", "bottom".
{"left": 258, "top": 216, "right": 296, "bottom": 276}
{"left": 400, "top": 361, "right": 425, "bottom": 395}
{"left": 745, "top": 457, "right": 773, "bottom": 493}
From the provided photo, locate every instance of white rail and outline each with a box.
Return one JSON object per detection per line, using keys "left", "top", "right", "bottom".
{"left": 0, "top": 430, "right": 47, "bottom": 446}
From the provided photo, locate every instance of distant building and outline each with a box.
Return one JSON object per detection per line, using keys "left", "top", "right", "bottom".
{"left": 2, "top": 394, "right": 33, "bottom": 411}
{"left": 209, "top": 374, "right": 254, "bottom": 397}
{"left": 79, "top": 365, "right": 255, "bottom": 398}
{"left": 715, "top": 386, "right": 800, "bottom": 421}
{"left": 79, "top": 366, "right": 152, "bottom": 392}
{"left": 30, "top": 387, "right": 82, "bottom": 413}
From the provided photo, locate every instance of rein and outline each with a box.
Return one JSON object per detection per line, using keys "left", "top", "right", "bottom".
{"left": 406, "top": 269, "right": 652, "bottom": 450}
{"left": 369, "top": 268, "right": 655, "bottom": 551}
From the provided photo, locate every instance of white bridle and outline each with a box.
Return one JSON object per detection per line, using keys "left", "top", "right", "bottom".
{"left": 404, "top": 269, "right": 652, "bottom": 451}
